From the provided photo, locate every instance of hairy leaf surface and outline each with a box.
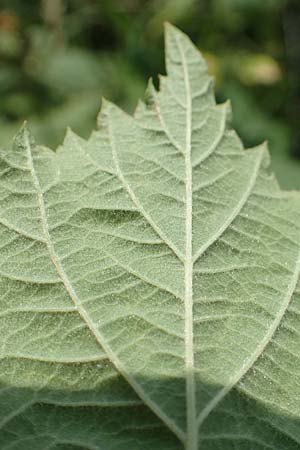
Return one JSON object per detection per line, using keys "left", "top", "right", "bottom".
{"left": 1, "top": 24, "right": 300, "bottom": 450}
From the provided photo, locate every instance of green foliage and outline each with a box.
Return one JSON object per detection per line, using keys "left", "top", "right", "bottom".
{"left": 1, "top": 25, "right": 300, "bottom": 449}
{"left": 0, "top": 0, "right": 299, "bottom": 188}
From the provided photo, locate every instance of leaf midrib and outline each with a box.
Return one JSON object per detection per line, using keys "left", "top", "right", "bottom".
{"left": 174, "top": 34, "right": 197, "bottom": 450}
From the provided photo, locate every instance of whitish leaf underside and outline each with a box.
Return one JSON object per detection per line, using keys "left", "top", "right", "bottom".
{"left": 1, "top": 24, "right": 300, "bottom": 450}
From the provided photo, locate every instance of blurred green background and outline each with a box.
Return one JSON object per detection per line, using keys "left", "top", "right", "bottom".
{"left": 0, "top": 0, "right": 299, "bottom": 188}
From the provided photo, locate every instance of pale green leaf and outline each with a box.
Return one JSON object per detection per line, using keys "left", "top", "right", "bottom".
{"left": 1, "top": 24, "right": 300, "bottom": 450}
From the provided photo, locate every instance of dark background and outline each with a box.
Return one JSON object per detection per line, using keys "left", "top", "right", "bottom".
{"left": 0, "top": 0, "right": 299, "bottom": 189}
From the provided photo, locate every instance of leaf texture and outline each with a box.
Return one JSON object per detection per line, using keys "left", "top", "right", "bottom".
{"left": 1, "top": 24, "right": 300, "bottom": 450}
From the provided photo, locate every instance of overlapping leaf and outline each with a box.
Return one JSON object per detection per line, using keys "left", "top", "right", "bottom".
{"left": 1, "top": 24, "right": 300, "bottom": 450}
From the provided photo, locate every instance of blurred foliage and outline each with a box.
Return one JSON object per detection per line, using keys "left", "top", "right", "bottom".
{"left": 0, "top": 0, "right": 299, "bottom": 188}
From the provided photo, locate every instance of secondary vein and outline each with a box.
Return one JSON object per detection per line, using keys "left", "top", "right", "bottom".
{"left": 24, "top": 130, "right": 185, "bottom": 444}
{"left": 197, "top": 244, "right": 300, "bottom": 429}
{"left": 193, "top": 149, "right": 264, "bottom": 264}
{"left": 107, "top": 111, "right": 185, "bottom": 264}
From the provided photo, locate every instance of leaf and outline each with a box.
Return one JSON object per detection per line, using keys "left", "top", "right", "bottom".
{"left": 1, "top": 24, "right": 300, "bottom": 450}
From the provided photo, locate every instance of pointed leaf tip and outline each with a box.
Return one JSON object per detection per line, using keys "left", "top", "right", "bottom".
{"left": 13, "top": 121, "right": 35, "bottom": 150}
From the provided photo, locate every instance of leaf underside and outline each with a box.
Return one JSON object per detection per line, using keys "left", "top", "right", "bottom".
{"left": 1, "top": 24, "right": 300, "bottom": 450}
